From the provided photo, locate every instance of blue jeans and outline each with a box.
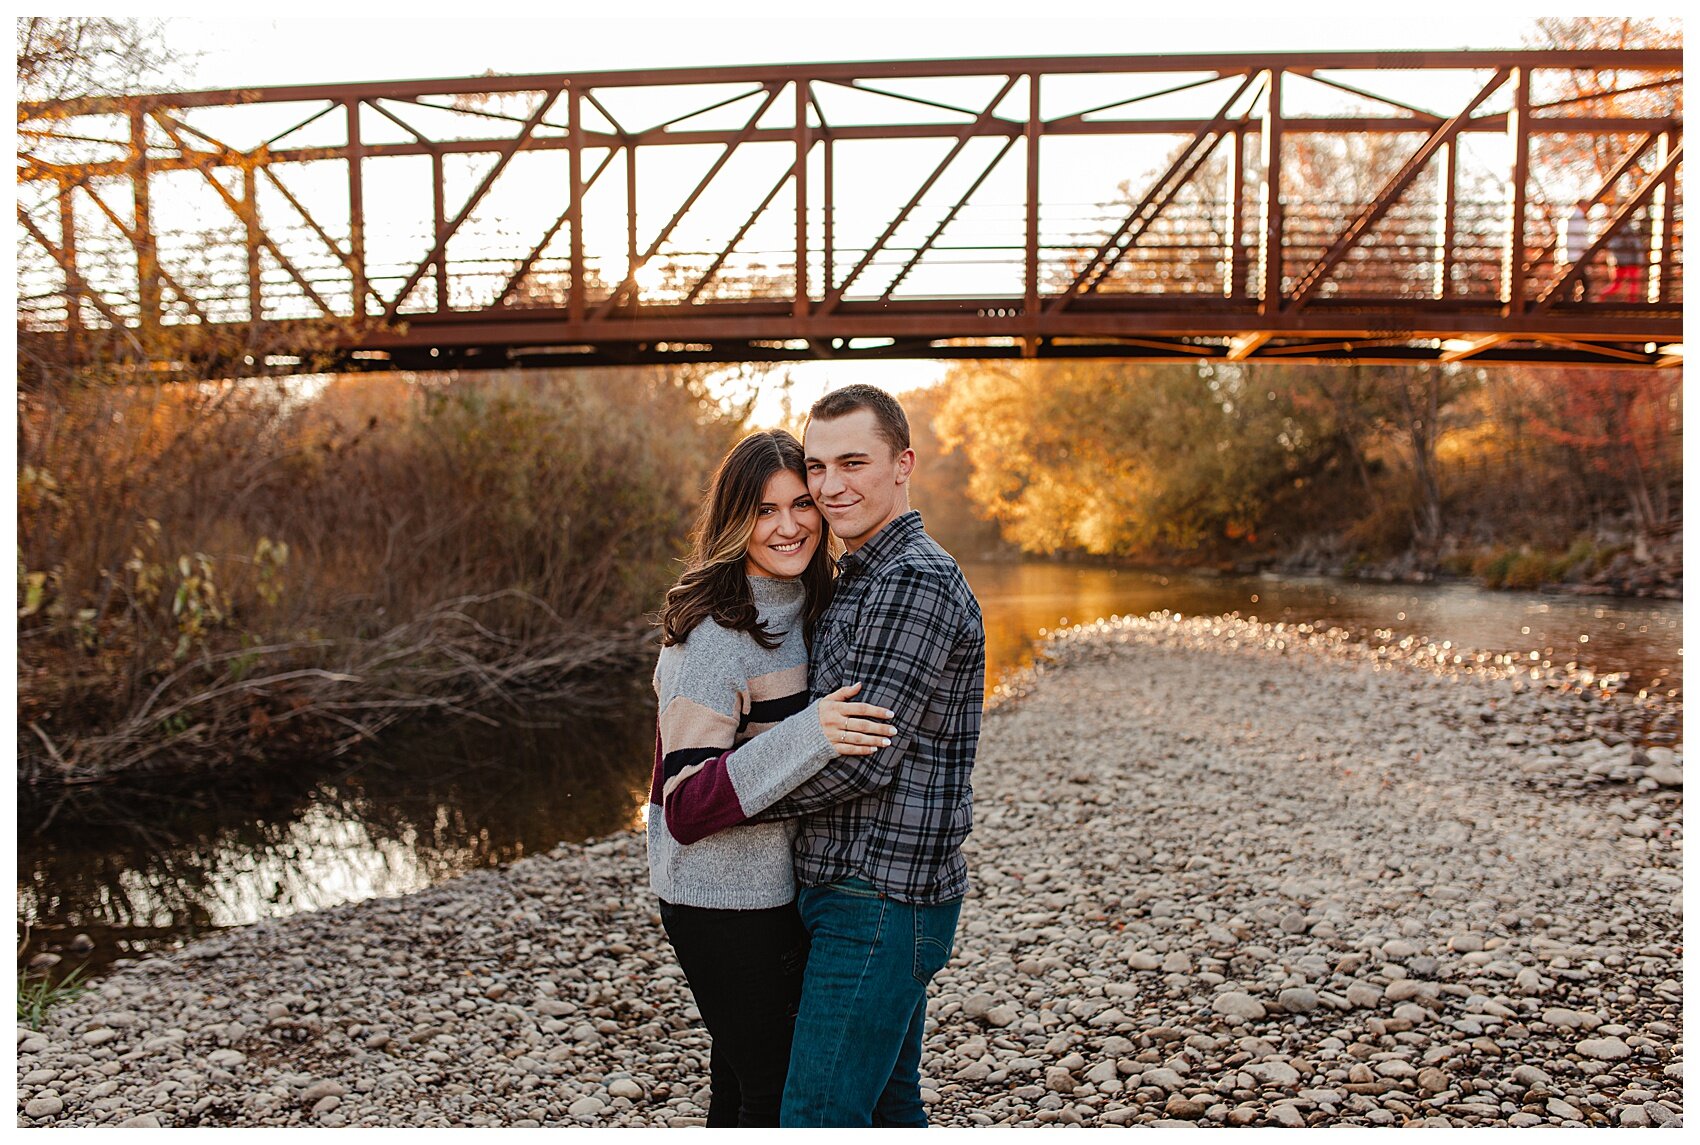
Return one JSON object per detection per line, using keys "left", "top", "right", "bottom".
{"left": 779, "top": 878, "right": 963, "bottom": 1127}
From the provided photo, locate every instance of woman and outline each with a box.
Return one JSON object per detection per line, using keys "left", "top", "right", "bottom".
{"left": 646, "top": 429, "right": 895, "bottom": 1127}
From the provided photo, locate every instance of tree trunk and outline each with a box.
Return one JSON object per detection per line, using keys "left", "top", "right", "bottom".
{"left": 1395, "top": 375, "right": 1444, "bottom": 549}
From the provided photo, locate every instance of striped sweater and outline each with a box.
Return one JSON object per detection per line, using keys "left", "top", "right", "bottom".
{"left": 647, "top": 574, "right": 836, "bottom": 909}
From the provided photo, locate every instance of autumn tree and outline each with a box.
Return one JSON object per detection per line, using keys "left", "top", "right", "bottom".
{"left": 1277, "top": 363, "right": 1387, "bottom": 506}
{"left": 1525, "top": 17, "right": 1682, "bottom": 188}
{"left": 900, "top": 380, "right": 1010, "bottom": 558}
{"left": 1510, "top": 368, "right": 1682, "bottom": 539}
{"left": 933, "top": 360, "right": 1341, "bottom": 558}
{"left": 1378, "top": 366, "right": 1483, "bottom": 550}
{"left": 16, "top": 16, "right": 173, "bottom": 104}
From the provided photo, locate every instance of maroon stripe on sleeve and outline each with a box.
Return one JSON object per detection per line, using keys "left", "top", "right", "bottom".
{"left": 662, "top": 748, "right": 749, "bottom": 845}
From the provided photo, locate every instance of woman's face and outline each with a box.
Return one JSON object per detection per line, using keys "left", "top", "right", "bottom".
{"left": 744, "top": 469, "right": 821, "bottom": 579}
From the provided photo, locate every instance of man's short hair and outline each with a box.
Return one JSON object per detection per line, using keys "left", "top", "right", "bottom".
{"left": 809, "top": 384, "right": 910, "bottom": 456}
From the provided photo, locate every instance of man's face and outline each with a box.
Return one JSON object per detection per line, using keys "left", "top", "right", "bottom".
{"left": 803, "top": 408, "right": 914, "bottom": 551}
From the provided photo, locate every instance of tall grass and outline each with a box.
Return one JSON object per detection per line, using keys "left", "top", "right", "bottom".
{"left": 17, "top": 961, "right": 91, "bottom": 1029}
{"left": 18, "top": 367, "right": 743, "bottom": 784}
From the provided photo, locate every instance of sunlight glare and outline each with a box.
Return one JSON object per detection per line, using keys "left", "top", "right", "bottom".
{"left": 706, "top": 359, "right": 952, "bottom": 429}
{"left": 632, "top": 262, "right": 668, "bottom": 295}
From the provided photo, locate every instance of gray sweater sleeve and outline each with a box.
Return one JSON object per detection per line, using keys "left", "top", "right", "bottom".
{"left": 657, "top": 622, "right": 836, "bottom": 844}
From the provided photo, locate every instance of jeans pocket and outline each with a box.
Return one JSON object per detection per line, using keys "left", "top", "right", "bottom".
{"left": 911, "top": 904, "right": 959, "bottom": 986}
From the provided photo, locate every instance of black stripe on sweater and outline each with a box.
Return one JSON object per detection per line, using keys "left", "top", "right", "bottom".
{"left": 662, "top": 745, "right": 725, "bottom": 782}
{"left": 738, "top": 690, "right": 809, "bottom": 734}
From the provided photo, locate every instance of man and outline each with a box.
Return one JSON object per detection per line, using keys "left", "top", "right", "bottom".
{"left": 761, "top": 383, "right": 986, "bottom": 1127}
{"left": 1559, "top": 199, "right": 1593, "bottom": 301}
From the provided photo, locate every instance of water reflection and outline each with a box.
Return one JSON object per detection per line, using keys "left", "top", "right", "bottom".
{"left": 964, "top": 563, "right": 1682, "bottom": 694}
{"left": 18, "top": 564, "right": 1681, "bottom": 979}
{"left": 19, "top": 676, "right": 657, "bottom": 975}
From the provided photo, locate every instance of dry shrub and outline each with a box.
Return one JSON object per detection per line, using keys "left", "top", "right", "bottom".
{"left": 1339, "top": 496, "right": 1416, "bottom": 560}
{"left": 17, "top": 367, "right": 742, "bottom": 783}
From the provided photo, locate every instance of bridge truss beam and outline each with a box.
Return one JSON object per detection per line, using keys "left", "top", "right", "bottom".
{"left": 16, "top": 49, "right": 1683, "bottom": 375}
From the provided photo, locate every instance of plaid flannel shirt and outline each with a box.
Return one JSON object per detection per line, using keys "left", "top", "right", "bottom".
{"left": 759, "top": 511, "right": 984, "bottom": 904}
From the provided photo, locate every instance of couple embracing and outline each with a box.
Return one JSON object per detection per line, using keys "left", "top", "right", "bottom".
{"left": 645, "top": 384, "right": 986, "bottom": 1127}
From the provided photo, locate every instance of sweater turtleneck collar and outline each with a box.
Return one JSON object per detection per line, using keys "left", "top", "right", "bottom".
{"left": 747, "top": 572, "right": 806, "bottom": 607}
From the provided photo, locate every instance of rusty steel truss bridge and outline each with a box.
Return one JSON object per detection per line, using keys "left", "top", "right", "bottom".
{"left": 16, "top": 49, "right": 1684, "bottom": 375}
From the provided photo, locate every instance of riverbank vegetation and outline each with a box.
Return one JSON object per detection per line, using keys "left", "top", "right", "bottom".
{"left": 18, "top": 369, "right": 743, "bottom": 786}
{"left": 17, "top": 961, "right": 90, "bottom": 1030}
{"left": 17, "top": 358, "right": 1678, "bottom": 788}
{"left": 917, "top": 360, "right": 1680, "bottom": 595}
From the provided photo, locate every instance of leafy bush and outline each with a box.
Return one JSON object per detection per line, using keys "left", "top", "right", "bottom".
{"left": 1472, "top": 549, "right": 1518, "bottom": 589}
{"left": 1502, "top": 552, "right": 1560, "bottom": 590}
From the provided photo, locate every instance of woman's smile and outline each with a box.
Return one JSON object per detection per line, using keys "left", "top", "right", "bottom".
{"left": 745, "top": 468, "right": 822, "bottom": 579}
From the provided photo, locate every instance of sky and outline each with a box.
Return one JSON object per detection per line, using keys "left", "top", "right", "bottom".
{"left": 158, "top": 7, "right": 1550, "bottom": 93}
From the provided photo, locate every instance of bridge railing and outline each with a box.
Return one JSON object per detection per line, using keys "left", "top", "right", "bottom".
{"left": 23, "top": 197, "right": 1681, "bottom": 328}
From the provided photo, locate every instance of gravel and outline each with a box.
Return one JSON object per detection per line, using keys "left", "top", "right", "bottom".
{"left": 17, "top": 612, "right": 1682, "bottom": 1128}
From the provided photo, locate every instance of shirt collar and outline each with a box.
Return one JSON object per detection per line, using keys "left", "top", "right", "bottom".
{"left": 836, "top": 510, "right": 923, "bottom": 579}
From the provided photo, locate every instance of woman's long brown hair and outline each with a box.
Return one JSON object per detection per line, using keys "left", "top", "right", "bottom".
{"left": 659, "top": 429, "right": 834, "bottom": 649}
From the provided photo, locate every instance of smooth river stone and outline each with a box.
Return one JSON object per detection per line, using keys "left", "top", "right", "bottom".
{"left": 1576, "top": 1036, "right": 1631, "bottom": 1061}
{"left": 568, "top": 1096, "right": 606, "bottom": 1120}
{"left": 1345, "top": 983, "right": 1383, "bottom": 1008}
{"left": 1278, "top": 987, "right": 1319, "bottom": 1013}
{"left": 25, "top": 1095, "right": 64, "bottom": 1118}
{"left": 1141, "top": 1068, "right": 1185, "bottom": 1092}
{"left": 1211, "top": 992, "right": 1266, "bottom": 1022}
{"left": 1383, "top": 979, "right": 1435, "bottom": 1003}
{"left": 1245, "top": 1060, "right": 1301, "bottom": 1088}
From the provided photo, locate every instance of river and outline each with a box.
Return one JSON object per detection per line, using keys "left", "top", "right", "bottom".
{"left": 17, "top": 562, "right": 1681, "bottom": 978}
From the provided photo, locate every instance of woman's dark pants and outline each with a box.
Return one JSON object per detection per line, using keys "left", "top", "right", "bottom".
{"left": 658, "top": 899, "right": 809, "bottom": 1127}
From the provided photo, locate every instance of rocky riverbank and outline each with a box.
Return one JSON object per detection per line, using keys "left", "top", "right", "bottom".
{"left": 17, "top": 615, "right": 1683, "bottom": 1128}
{"left": 1267, "top": 530, "right": 1683, "bottom": 600}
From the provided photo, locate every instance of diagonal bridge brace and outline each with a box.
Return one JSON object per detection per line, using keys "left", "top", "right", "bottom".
{"left": 17, "top": 205, "right": 146, "bottom": 346}
{"left": 78, "top": 184, "right": 210, "bottom": 324}
{"left": 1285, "top": 68, "right": 1511, "bottom": 311}
{"left": 382, "top": 88, "right": 561, "bottom": 321}
{"left": 682, "top": 152, "right": 799, "bottom": 305}
{"left": 817, "top": 73, "right": 1021, "bottom": 316}
{"left": 150, "top": 111, "right": 338, "bottom": 318}
{"left": 1047, "top": 72, "right": 1258, "bottom": 313}
{"left": 1519, "top": 131, "right": 1659, "bottom": 277}
{"left": 494, "top": 147, "right": 620, "bottom": 307}
{"left": 881, "top": 134, "right": 1019, "bottom": 300}
{"left": 1532, "top": 139, "right": 1683, "bottom": 313}
{"left": 592, "top": 83, "right": 784, "bottom": 319}
{"left": 259, "top": 165, "right": 389, "bottom": 317}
